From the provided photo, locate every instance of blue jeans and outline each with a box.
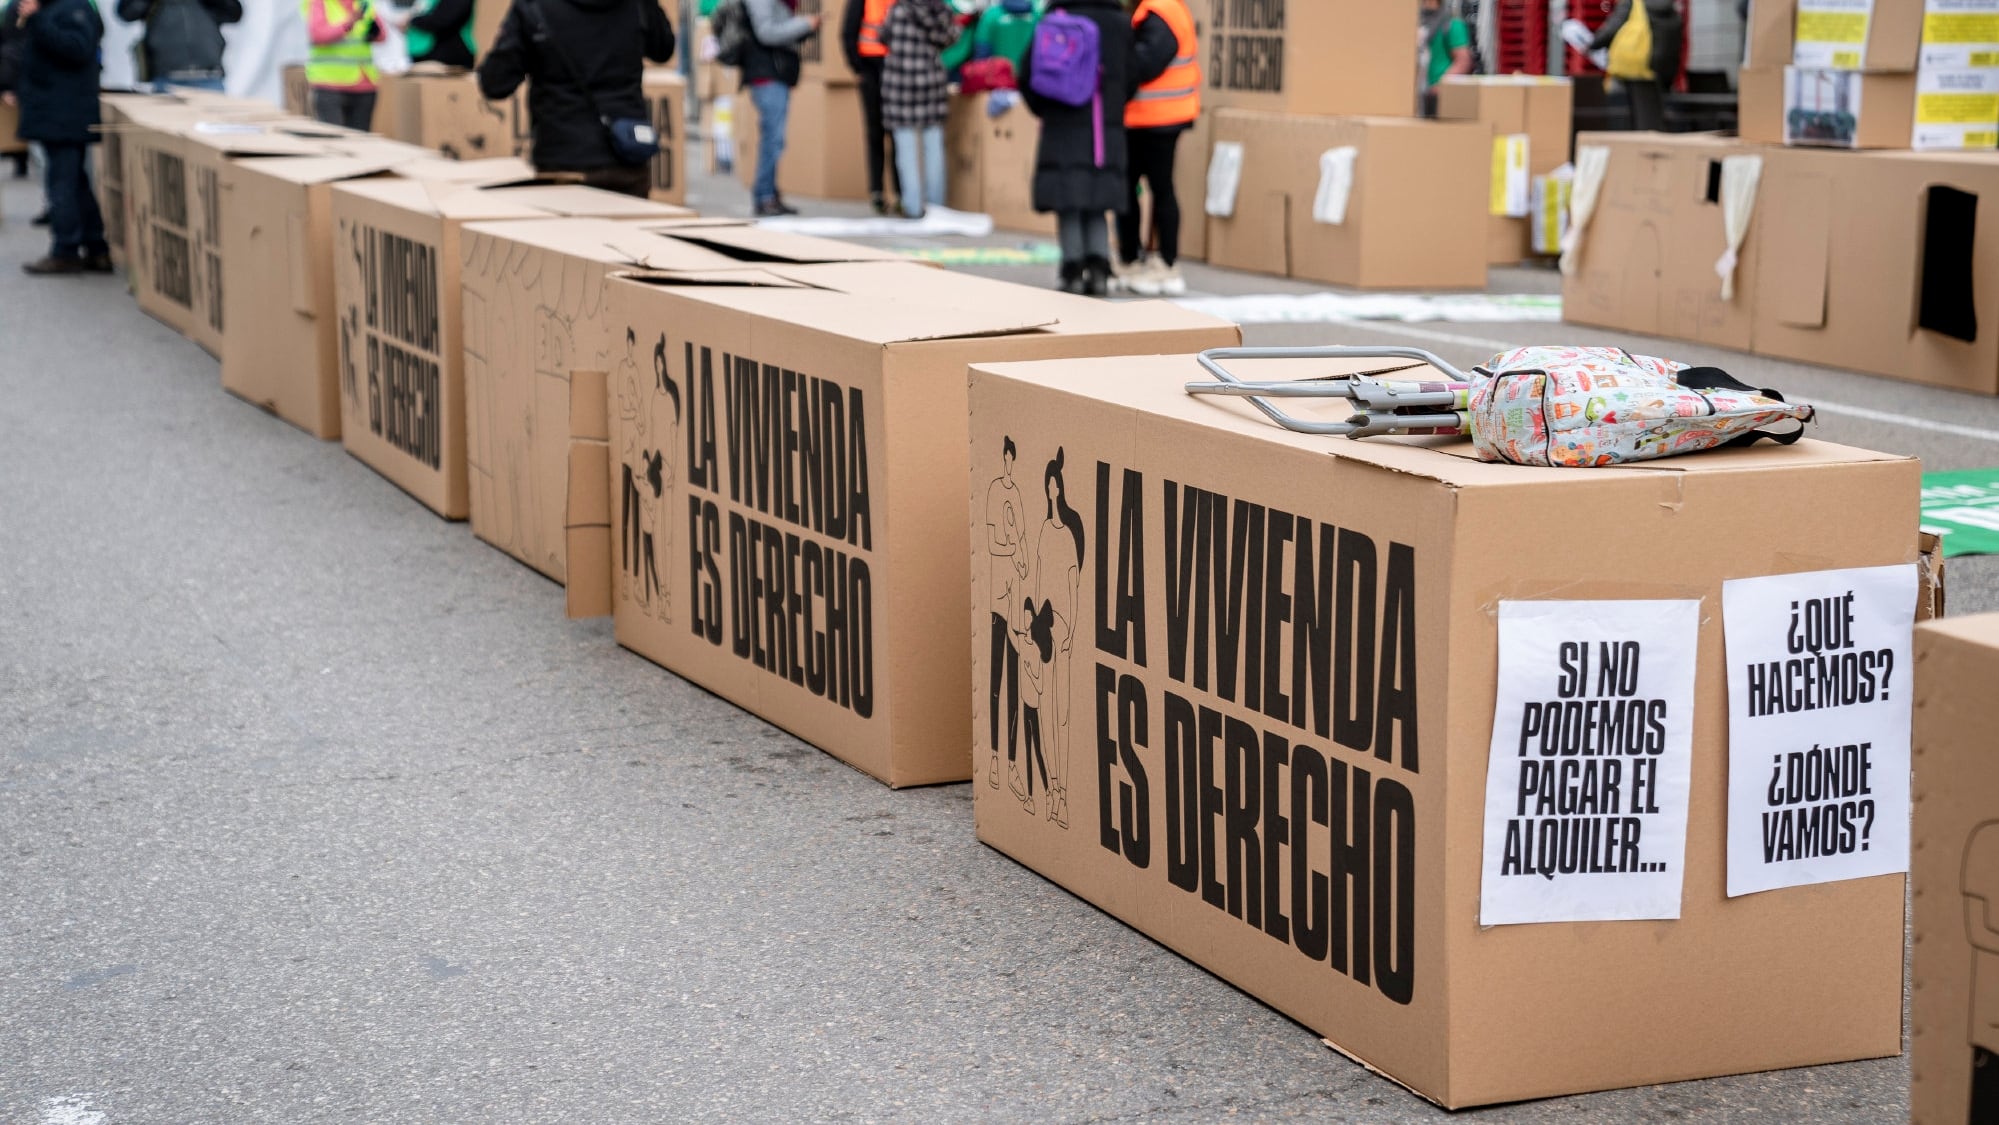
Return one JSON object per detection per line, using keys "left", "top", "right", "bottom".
{"left": 43, "top": 142, "right": 105, "bottom": 261}
{"left": 750, "top": 81, "right": 791, "bottom": 206}
{"left": 154, "top": 77, "right": 226, "bottom": 93}
{"left": 891, "top": 124, "right": 944, "bottom": 217}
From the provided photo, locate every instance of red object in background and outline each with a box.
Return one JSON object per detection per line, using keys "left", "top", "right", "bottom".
{"left": 1564, "top": 0, "right": 1690, "bottom": 86}
{"left": 1493, "top": 0, "right": 1548, "bottom": 76}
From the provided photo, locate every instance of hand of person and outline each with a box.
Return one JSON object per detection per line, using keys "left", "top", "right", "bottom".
{"left": 1, "top": 93, "right": 14, "bottom": 107}
{"left": 807, "top": 13, "right": 822, "bottom": 32}
{"left": 16, "top": 0, "right": 39, "bottom": 22}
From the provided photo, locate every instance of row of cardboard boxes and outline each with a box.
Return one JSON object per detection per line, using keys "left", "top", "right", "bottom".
{"left": 95, "top": 87, "right": 1956, "bottom": 1114}
{"left": 1562, "top": 128, "right": 1999, "bottom": 395}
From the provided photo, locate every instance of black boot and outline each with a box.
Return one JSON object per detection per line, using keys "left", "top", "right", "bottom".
{"left": 1081, "top": 255, "right": 1112, "bottom": 298}
{"left": 1057, "top": 260, "right": 1084, "bottom": 295}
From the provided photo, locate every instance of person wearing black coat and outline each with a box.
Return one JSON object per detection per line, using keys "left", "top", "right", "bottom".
{"left": 479, "top": 0, "right": 675, "bottom": 198}
{"left": 116, "top": 0, "right": 242, "bottom": 90}
{"left": 8, "top": 0, "right": 106, "bottom": 274}
{"left": 1018, "top": 0, "right": 1134, "bottom": 296}
{"left": 0, "top": 0, "right": 30, "bottom": 179}
{"left": 1590, "top": 0, "right": 1682, "bottom": 131}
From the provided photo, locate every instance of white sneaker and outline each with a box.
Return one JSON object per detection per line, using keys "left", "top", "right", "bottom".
{"left": 1154, "top": 262, "right": 1187, "bottom": 297}
{"left": 1127, "top": 257, "right": 1166, "bottom": 297}
{"left": 1107, "top": 255, "right": 1143, "bottom": 294}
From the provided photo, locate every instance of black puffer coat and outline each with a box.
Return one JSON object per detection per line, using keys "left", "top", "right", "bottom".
{"left": 1018, "top": 0, "right": 1132, "bottom": 214}
{"left": 8, "top": 0, "right": 101, "bottom": 146}
{"left": 478, "top": 0, "right": 676, "bottom": 172}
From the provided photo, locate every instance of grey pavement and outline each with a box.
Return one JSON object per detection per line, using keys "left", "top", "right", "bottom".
{"left": 0, "top": 150, "right": 1971, "bottom": 1123}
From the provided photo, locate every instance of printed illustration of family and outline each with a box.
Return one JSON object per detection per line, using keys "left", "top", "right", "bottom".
{"left": 986, "top": 436, "right": 1085, "bottom": 828}
{"left": 618, "top": 328, "right": 678, "bottom": 624}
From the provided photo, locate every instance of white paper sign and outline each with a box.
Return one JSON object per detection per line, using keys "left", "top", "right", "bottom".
{"left": 1919, "top": 0, "right": 1999, "bottom": 70}
{"left": 1312, "top": 146, "right": 1358, "bottom": 225}
{"left": 1795, "top": 0, "right": 1876, "bottom": 68}
{"left": 1480, "top": 600, "right": 1701, "bottom": 926}
{"left": 1723, "top": 565, "right": 1916, "bottom": 897}
{"left": 1205, "top": 142, "right": 1245, "bottom": 218}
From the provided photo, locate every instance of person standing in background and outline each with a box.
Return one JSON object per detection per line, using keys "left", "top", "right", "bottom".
{"left": 1418, "top": 0, "right": 1471, "bottom": 117}
{"left": 840, "top": 0, "right": 899, "bottom": 215}
{"left": 1018, "top": 0, "right": 1133, "bottom": 296}
{"left": 403, "top": 0, "right": 476, "bottom": 68}
{"left": 1114, "top": 0, "right": 1196, "bottom": 296}
{"left": 10, "top": 0, "right": 108, "bottom": 275}
{"left": 117, "top": 0, "right": 241, "bottom": 93}
{"left": 1590, "top": 0, "right": 1681, "bottom": 131}
{"left": 740, "top": 0, "right": 819, "bottom": 216}
{"left": 478, "top": 0, "right": 675, "bottom": 198}
{"left": 880, "top": 0, "right": 954, "bottom": 218}
{"left": 304, "top": 0, "right": 378, "bottom": 130}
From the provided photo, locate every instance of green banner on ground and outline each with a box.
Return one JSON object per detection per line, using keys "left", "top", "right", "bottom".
{"left": 1921, "top": 468, "right": 1999, "bottom": 557}
{"left": 900, "top": 244, "right": 1061, "bottom": 266}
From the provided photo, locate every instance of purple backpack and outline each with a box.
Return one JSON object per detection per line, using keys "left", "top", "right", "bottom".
{"left": 1028, "top": 10, "right": 1106, "bottom": 165}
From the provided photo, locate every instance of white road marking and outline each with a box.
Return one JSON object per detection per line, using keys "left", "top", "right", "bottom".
{"left": 41, "top": 1096, "right": 107, "bottom": 1125}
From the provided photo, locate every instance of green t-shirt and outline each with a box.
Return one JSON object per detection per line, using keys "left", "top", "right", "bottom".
{"left": 1425, "top": 17, "right": 1469, "bottom": 88}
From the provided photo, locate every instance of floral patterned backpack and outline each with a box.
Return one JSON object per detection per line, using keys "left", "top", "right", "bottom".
{"left": 1183, "top": 345, "right": 1814, "bottom": 468}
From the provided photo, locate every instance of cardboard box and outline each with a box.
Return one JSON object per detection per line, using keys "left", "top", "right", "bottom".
{"left": 1912, "top": 613, "right": 1999, "bottom": 1125}
{"left": 458, "top": 218, "right": 898, "bottom": 594}
{"left": 1792, "top": 0, "right": 1922, "bottom": 70}
{"left": 0, "top": 98, "right": 23, "bottom": 154}
{"left": 965, "top": 351, "right": 1915, "bottom": 1109}
{"left": 1561, "top": 132, "right": 1766, "bottom": 353}
{"left": 1781, "top": 67, "right": 1923, "bottom": 148}
{"left": 330, "top": 179, "right": 689, "bottom": 518}
{"left": 735, "top": 78, "right": 869, "bottom": 201}
{"left": 796, "top": 0, "right": 855, "bottom": 85}
{"left": 1174, "top": 111, "right": 1212, "bottom": 263}
{"left": 372, "top": 70, "right": 410, "bottom": 140}
{"left": 1751, "top": 145, "right": 1999, "bottom": 393}
{"left": 598, "top": 261, "right": 1238, "bottom": 787}
{"left": 1204, "top": 0, "right": 1417, "bottom": 118}
{"left": 283, "top": 64, "right": 310, "bottom": 117}
{"left": 1207, "top": 111, "right": 1487, "bottom": 290}
{"left": 1737, "top": 65, "right": 1784, "bottom": 144}
{"left": 1435, "top": 75, "right": 1575, "bottom": 176}
{"left": 642, "top": 68, "right": 689, "bottom": 206}
{"left": 1746, "top": 0, "right": 1795, "bottom": 69}
{"left": 473, "top": 0, "right": 507, "bottom": 62}
{"left": 946, "top": 95, "right": 985, "bottom": 212}
{"left": 944, "top": 93, "right": 1058, "bottom": 236}
{"left": 219, "top": 152, "right": 411, "bottom": 440}
{"left": 394, "top": 66, "right": 529, "bottom": 160}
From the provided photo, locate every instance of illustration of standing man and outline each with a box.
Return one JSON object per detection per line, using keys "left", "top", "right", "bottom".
{"left": 986, "top": 437, "right": 1027, "bottom": 789}
{"left": 616, "top": 329, "right": 648, "bottom": 603}
{"left": 645, "top": 332, "right": 680, "bottom": 623}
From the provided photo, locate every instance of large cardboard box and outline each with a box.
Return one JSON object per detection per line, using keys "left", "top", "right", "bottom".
{"left": 394, "top": 66, "right": 529, "bottom": 160}
{"left": 1436, "top": 77, "right": 1575, "bottom": 265}
{"left": 795, "top": 0, "right": 855, "bottom": 85}
{"left": 1561, "top": 132, "right": 1766, "bottom": 353}
{"left": 1737, "top": 65, "right": 1784, "bottom": 144}
{"left": 944, "top": 93, "right": 1059, "bottom": 236}
{"left": 0, "top": 98, "right": 23, "bottom": 155}
{"left": 1746, "top": 0, "right": 1795, "bottom": 69}
{"left": 642, "top": 68, "right": 689, "bottom": 206}
{"left": 946, "top": 95, "right": 985, "bottom": 212}
{"left": 473, "top": 0, "right": 506, "bottom": 62}
{"left": 219, "top": 152, "right": 411, "bottom": 440}
{"left": 1780, "top": 67, "right": 1924, "bottom": 148}
{"left": 330, "top": 180, "right": 690, "bottom": 518}
{"left": 598, "top": 261, "right": 1238, "bottom": 787}
{"left": 966, "top": 351, "right": 1915, "bottom": 1109}
{"left": 1173, "top": 111, "right": 1212, "bottom": 263}
{"left": 734, "top": 78, "right": 869, "bottom": 201}
{"left": 1751, "top": 145, "right": 1999, "bottom": 393}
{"left": 459, "top": 218, "right": 898, "bottom": 596}
{"left": 1208, "top": 111, "right": 1487, "bottom": 290}
{"left": 1792, "top": 0, "right": 1923, "bottom": 70}
{"left": 1204, "top": 0, "right": 1417, "bottom": 118}
{"left": 1912, "top": 614, "right": 1999, "bottom": 1125}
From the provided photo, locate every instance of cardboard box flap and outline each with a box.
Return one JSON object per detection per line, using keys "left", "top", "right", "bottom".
{"left": 179, "top": 125, "right": 348, "bottom": 158}
{"left": 461, "top": 217, "right": 746, "bottom": 272}
{"left": 612, "top": 268, "right": 1055, "bottom": 342}
{"left": 658, "top": 223, "right": 909, "bottom": 264}
{"left": 231, "top": 152, "right": 413, "bottom": 186}
{"left": 1759, "top": 172, "right": 1833, "bottom": 329}
{"left": 390, "top": 155, "right": 539, "bottom": 184}
{"left": 484, "top": 183, "right": 693, "bottom": 219}
{"left": 333, "top": 176, "right": 557, "bottom": 221}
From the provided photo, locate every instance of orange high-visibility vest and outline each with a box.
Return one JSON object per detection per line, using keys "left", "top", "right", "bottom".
{"left": 858, "top": 0, "right": 896, "bottom": 58}
{"left": 1127, "top": 0, "right": 1201, "bottom": 128}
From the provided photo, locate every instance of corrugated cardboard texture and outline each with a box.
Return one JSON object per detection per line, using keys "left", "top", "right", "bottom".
{"left": 1561, "top": 132, "right": 1766, "bottom": 353}
{"left": 967, "top": 352, "right": 1912, "bottom": 1108}
{"left": 1750, "top": 146, "right": 1999, "bottom": 393}
{"left": 1204, "top": 0, "right": 1418, "bottom": 118}
{"left": 1912, "top": 614, "right": 1999, "bottom": 1125}
{"left": 1209, "top": 112, "right": 1487, "bottom": 289}
{"left": 734, "top": 79, "right": 869, "bottom": 201}
{"left": 221, "top": 153, "right": 409, "bottom": 439}
{"left": 600, "top": 263, "right": 1237, "bottom": 787}
{"left": 394, "top": 68, "right": 529, "bottom": 161}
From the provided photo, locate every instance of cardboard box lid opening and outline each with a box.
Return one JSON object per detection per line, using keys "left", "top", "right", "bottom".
{"left": 615, "top": 266, "right": 1059, "bottom": 343}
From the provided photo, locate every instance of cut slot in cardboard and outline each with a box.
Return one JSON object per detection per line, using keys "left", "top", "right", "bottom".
{"left": 966, "top": 351, "right": 1916, "bottom": 1108}
{"left": 599, "top": 261, "right": 1238, "bottom": 787}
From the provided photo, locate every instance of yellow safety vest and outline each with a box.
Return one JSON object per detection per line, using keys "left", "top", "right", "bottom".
{"left": 305, "top": 0, "right": 376, "bottom": 87}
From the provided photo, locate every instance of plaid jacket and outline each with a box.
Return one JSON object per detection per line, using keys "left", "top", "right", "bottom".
{"left": 881, "top": 0, "right": 957, "bottom": 130}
